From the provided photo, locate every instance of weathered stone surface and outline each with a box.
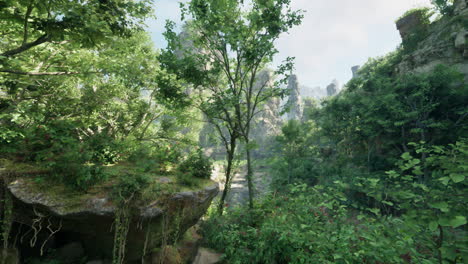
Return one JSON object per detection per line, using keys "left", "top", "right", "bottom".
{"left": 326, "top": 80, "right": 340, "bottom": 97}
{"left": 396, "top": 10, "right": 427, "bottom": 40}
{"left": 454, "top": 0, "right": 468, "bottom": 15}
{"left": 396, "top": 6, "right": 468, "bottom": 82}
{"left": 351, "top": 65, "right": 361, "bottom": 78}
{"left": 250, "top": 70, "right": 283, "bottom": 157}
{"left": 286, "top": 74, "right": 303, "bottom": 120}
{"left": 151, "top": 246, "right": 182, "bottom": 264}
{"left": 454, "top": 30, "right": 467, "bottom": 51}
{"left": 3, "top": 176, "right": 218, "bottom": 262}
{"left": 192, "top": 248, "right": 222, "bottom": 264}
{"left": 300, "top": 85, "right": 326, "bottom": 100}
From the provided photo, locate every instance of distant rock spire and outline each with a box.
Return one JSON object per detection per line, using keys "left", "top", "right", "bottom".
{"left": 286, "top": 74, "right": 303, "bottom": 120}
{"left": 351, "top": 65, "right": 360, "bottom": 78}
{"left": 326, "top": 79, "right": 340, "bottom": 97}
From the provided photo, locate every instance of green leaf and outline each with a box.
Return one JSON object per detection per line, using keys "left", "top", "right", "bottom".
{"left": 429, "top": 221, "right": 438, "bottom": 231}
{"left": 439, "top": 216, "right": 467, "bottom": 228}
{"left": 429, "top": 202, "right": 449, "bottom": 212}
{"left": 382, "top": 200, "right": 394, "bottom": 206}
{"left": 401, "top": 152, "right": 412, "bottom": 160}
{"left": 449, "top": 173, "right": 465, "bottom": 183}
{"left": 438, "top": 177, "right": 450, "bottom": 185}
{"left": 368, "top": 208, "right": 380, "bottom": 216}
{"left": 449, "top": 216, "right": 467, "bottom": 228}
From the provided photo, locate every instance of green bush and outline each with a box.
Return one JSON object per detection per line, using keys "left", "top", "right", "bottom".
{"left": 128, "top": 143, "right": 181, "bottom": 173}
{"left": 202, "top": 184, "right": 436, "bottom": 264}
{"left": 178, "top": 149, "right": 212, "bottom": 179}
{"left": 112, "top": 172, "right": 151, "bottom": 200}
{"left": 48, "top": 147, "right": 108, "bottom": 191}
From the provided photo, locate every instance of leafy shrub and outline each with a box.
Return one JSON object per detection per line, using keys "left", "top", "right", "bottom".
{"left": 113, "top": 172, "right": 151, "bottom": 200}
{"left": 29, "top": 128, "right": 108, "bottom": 190}
{"left": 48, "top": 148, "right": 108, "bottom": 191}
{"left": 128, "top": 143, "right": 181, "bottom": 173}
{"left": 92, "top": 144, "right": 122, "bottom": 165}
{"left": 202, "top": 184, "right": 435, "bottom": 263}
{"left": 178, "top": 149, "right": 212, "bottom": 179}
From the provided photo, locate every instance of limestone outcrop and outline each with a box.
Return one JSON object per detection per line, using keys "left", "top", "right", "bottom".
{"left": 396, "top": 9, "right": 428, "bottom": 40}
{"left": 326, "top": 80, "right": 340, "bottom": 97}
{"left": 251, "top": 70, "right": 283, "bottom": 157}
{"left": 351, "top": 65, "right": 361, "bottom": 79}
{"left": 396, "top": 0, "right": 468, "bottom": 81}
{"left": 300, "top": 85, "right": 327, "bottom": 100}
{"left": 286, "top": 75, "right": 303, "bottom": 120}
{"left": 1, "top": 170, "right": 218, "bottom": 263}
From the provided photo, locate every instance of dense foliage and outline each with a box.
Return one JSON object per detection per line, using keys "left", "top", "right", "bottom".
{"left": 1, "top": 0, "right": 466, "bottom": 263}
{"left": 204, "top": 184, "right": 439, "bottom": 263}
{"left": 203, "top": 32, "right": 467, "bottom": 264}
{"left": 0, "top": 0, "right": 205, "bottom": 191}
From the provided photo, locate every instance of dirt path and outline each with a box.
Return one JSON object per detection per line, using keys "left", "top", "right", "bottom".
{"left": 212, "top": 165, "right": 271, "bottom": 207}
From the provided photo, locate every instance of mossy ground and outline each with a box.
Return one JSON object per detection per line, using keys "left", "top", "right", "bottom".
{"left": 0, "top": 159, "right": 214, "bottom": 212}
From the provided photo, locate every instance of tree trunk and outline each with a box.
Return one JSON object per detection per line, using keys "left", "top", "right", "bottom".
{"left": 437, "top": 225, "right": 444, "bottom": 264}
{"left": 218, "top": 140, "right": 236, "bottom": 215}
{"left": 245, "top": 138, "right": 254, "bottom": 209}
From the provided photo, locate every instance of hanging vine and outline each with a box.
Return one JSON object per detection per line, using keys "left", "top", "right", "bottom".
{"left": 1, "top": 189, "right": 13, "bottom": 264}
{"left": 112, "top": 194, "right": 134, "bottom": 264}
{"left": 141, "top": 220, "right": 152, "bottom": 264}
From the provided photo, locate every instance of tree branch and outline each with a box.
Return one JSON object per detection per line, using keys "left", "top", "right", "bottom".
{"left": 0, "top": 70, "right": 100, "bottom": 76}
{"left": 1, "top": 34, "right": 50, "bottom": 57}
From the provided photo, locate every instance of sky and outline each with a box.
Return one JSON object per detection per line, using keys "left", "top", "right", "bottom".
{"left": 146, "top": 0, "right": 432, "bottom": 89}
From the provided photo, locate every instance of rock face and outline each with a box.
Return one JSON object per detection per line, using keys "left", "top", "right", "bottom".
{"left": 396, "top": 1, "right": 468, "bottom": 81}
{"left": 454, "top": 0, "right": 468, "bottom": 15}
{"left": 300, "top": 85, "right": 327, "bottom": 100}
{"left": 192, "top": 248, "right": 222, "bottom": 264}
{"left": 251, "top": 70, "right": 283, "bottom": 157}
{"left": 396, "top": 9, "right": 428, "bottom": 40}
{"left": 326, "top": 80, "right": 340, "bottom": 97}
{"left": 351, "top": 65, "right": 361, "bottom": 78}
{"left": 286, "top": 75, "right": 303, "bottom": 120}
{"left": 2, "top": 175, "right": 218, "bottom": 262}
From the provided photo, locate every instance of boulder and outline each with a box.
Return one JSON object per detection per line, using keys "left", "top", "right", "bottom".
{"left": 2, "top": 175, "right": 218, "bottom": 262}
{"left": 192, "top": 248, "right": 222, "bottom": 264}
{"left": 151, "top": 246, "right": 182, "bottom": 264}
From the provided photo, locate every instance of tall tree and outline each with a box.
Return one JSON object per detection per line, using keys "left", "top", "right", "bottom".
{"left": 163, "top": 0, "right": 303, "bottom": 208}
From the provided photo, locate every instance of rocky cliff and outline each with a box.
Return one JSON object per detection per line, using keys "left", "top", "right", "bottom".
{"left": 326, "top": 79, "right": 340, "bottom": 97}
{"left": 286, "top": 75, "right": 304, "bottom": 120}
{"left": 396, "top": 0, "right": 468, "bottom": 81}
{"left": 251, "top": 70, "right": 283, "bottom": 157}
{"left": 300, "top": 85, "right": 327, "bottom": 100}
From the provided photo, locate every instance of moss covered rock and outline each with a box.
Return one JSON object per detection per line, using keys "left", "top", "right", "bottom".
{"left": 1, "top": 169, "right": 218, "bottom": 262}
